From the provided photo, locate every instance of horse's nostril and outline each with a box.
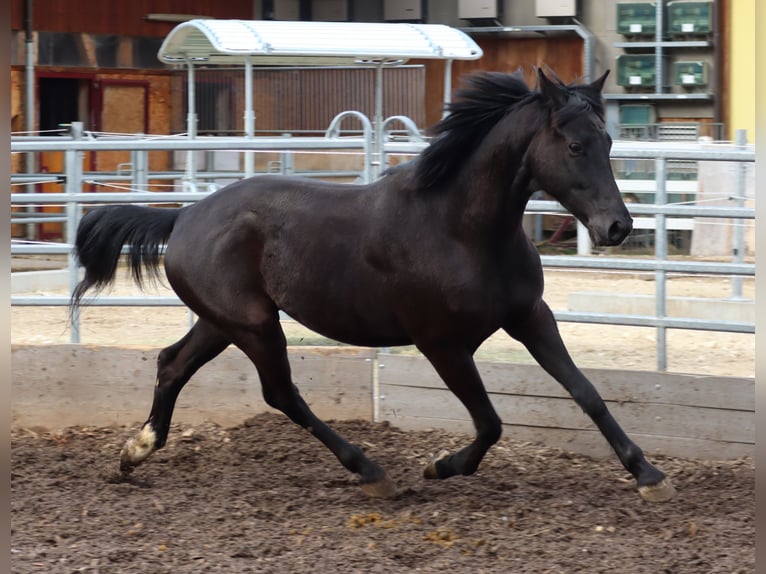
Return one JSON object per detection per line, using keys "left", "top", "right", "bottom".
{"left": 608, "top": 220, "right": 631, "bottom": 244}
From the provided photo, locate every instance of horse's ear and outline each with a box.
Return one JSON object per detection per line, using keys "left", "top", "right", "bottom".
{"left": 536, "top": 68, "right": 568, "bottom": 107}
{"left": 588, "top": 70, "right": 610, "bottom": 94}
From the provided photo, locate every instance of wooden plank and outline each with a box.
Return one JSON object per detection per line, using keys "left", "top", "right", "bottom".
{"left": 379, "top": 384, "right": 753, "bottom": 444}
{"left": 380, "top": 414, "right": 753, "bottom": 460}
{"left": 11, "top": 345, "right": 373, "bottom": 429}
{"left": 377, "top": 354, "right": 754, "bottom": 458}
{"left": 378, "top": 353, "right": 754, "bottom": 411}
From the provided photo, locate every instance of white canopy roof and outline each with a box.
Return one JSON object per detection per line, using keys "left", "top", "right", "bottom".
{"left": 158, "top": 19, "right": 483, "bottom": 65}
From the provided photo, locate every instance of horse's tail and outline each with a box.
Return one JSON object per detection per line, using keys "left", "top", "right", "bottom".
{"left": 70, "top": 204, "right": 183, "bottom": 311}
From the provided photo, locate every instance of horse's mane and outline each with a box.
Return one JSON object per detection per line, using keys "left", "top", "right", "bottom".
{"left": 408, "top": 69, "right": 605, "bottom": 191}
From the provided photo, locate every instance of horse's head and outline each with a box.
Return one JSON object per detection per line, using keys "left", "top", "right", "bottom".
{"left": 528, "top": 69, "right": 632, "bottom": 246}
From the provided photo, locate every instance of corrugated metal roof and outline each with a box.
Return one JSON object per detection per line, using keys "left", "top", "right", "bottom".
{"left": 158, "top": 19, "right": 483, "bottom": 65}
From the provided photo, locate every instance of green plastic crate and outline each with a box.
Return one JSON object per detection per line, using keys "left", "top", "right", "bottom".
{"left": 617, "top": 3, "right": 657, "bottom": 36}
{"left": 616, "top": 55, "right": 657, "bottom": 87}
{"left": 673, "top": 61, "right": 709, "bottom": 86}
{"left": 619, "top": 104, "right": 655, "bottom": 125}
{"left": 667, "top": 1, "right": 713, "bottom": 35}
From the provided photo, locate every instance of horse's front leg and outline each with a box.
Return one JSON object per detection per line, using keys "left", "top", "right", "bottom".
{"left": 504, "top": 301, "right": 675, "bottom": 502}
{"left": 417, "top": 344, "right": 503, "bottom": 480}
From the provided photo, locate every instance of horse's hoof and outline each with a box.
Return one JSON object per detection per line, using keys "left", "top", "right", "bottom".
{"left": 119, "top": 425, "right": 157, "bottom": 472}
{"left": 638, "top": 478, "right": 676, "bottom": 502}
{"left": 423, "top": 450, "right": 451, "bottom": 480}
{"left": 360, "top": 473, "right": 398, "bottom": 498}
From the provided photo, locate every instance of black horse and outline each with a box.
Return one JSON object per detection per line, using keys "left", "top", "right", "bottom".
{"left": 71, "top": 69, "right": 675, "bottom": 502}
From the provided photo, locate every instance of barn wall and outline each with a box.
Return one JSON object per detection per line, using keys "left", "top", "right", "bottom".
{"left": 418, "top": 35, "right": 585, "bottom": 127}
{"left": 10, "top": 0, "right": 255, "bottom": 36}
{"left": 11, "top": 345, "right": 753, "bottom": 460}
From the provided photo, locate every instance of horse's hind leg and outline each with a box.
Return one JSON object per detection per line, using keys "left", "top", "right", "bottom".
{"left": 227, "top": 309, "right": 397, "bottom": 498}
{"left": 504, "top": 301, "right": 676, "bottom": 502}
{"left": 120, "top": 318, "right": 230, "bottom": 472}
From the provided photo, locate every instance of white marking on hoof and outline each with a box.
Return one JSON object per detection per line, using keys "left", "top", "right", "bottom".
{"left": 360, "top": 473, "right": 398, "bottom": 499}
{"left": 423, "top": 449, "right": 451, "bottom": 480}
{"left": 120, "top": 425, "right": 157, "bottom": 471}
{"left": 638, "top": 478, "right": 676, "bottom": 502}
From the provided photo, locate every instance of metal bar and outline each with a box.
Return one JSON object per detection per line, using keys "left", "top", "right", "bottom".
{"left": 442, "top": 59, "right": 453, "bottom": 119}
{"left": 10, "top": 296, "right": 753, "bottom": 335}
{"left": 731, "top": 129, "right": 747, "bottom": 298}
{"left": 524, "top": 200, "right": 755, "bottom": 219}
{"left": 12, "top": 296, "right": 184, "bottom": 306}
{"left": 576, "top": 221, "right": 591, "bottom": 255}
{"left": 12, "top": 240, "right": 754, "bottom": 278}
{"left": 12, "top": 169, "right": 365, "bottom": 184}
{"left": 613, "top": 41, "right": 713, "bottom": 49}
{"left": 373, "top": 63, "right": 384, "bottom": 180}
{"left": 10, "top": 195, "right": 755, "bottom": 221}
{"left": 553, "top": 312, "right": 753, "bottom": 334}
{"left": 244, "top": 57, "right": 255, "bottom": 178}
{"left": 14, "top": 136, "right": 755, "bottom": 161}
{"left": 12, "top": 136, "right": 369, "bottom": 152}
{"left": 64, "top": 125, "right": 83, "bottom": 343}
{"left": 654, "top": 157, "right": 668, "bottom": 370}
{"left": 24, "top": 9, "right": 36, "bottom": 241}
{"left": 610, "top": 142, "right": 754, "bottom": 161}
{"left": 11, "top": 217, "right": 68, "bottom": 225}
{"left": 654, "top": 0, "right": 664, "bottom": 95}
{"left": 16, "top": 137, "right": 753, "bottom": 163}
{"left": 133, "top": 147, "right": 148, "bottom": 190}
{"left": 540, "top": 256, "right": 753, "bottom": 276}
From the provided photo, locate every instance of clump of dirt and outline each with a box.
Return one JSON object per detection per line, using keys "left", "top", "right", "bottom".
{"left": 11, "top": 412, "right": 754, "bottom": 573}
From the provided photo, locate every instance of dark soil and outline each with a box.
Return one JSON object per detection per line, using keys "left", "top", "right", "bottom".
{"left": 11, "top": 412, "right": 753, "bottom": 573}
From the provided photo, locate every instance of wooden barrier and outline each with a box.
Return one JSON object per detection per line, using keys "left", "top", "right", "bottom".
{"left": 11, "top": 345, "right": 374, "bottom": 429}
{"left": 377, "top": 353, "right": 753, "bottom": 460}
{"left": 11, "top": 345, "right": 753, "bottom": 460}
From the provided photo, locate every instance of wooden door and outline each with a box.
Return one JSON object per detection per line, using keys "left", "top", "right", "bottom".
{"left": 93, "top": 80, "right": 149, "bottom": 174}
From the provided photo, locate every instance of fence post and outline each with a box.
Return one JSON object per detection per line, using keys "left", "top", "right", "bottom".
{"left": 654, "top": 157, "right": 667, "bottom": 371}
{"left": 576, "top": 221, "right": 591, "bottom": 255}
{"left": 731, "top": 129, "right": 747, "bottom": 299}
{"left": 66, "top": 123, "right": 84, "bottom": 343}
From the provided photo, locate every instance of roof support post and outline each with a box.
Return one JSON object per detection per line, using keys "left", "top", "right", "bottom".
{"left": 373, "top": 62, "right": 384, "bottom": 180}
{"left": 185, "top": 59, "right": 198, "bottom": 191}
{"left": 442, "top": 59, "right": 453, "bottom": 118}
{"left": 244, "top": 57, "right": 255, "bottom": 177}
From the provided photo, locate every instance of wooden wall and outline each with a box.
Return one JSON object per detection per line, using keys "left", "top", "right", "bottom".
{"left": 418, "top": 35, "right": 585, "bottom": 127}
{"left": 12, "top": 345, "right": 375, "bottom": 429}
{"left": 378, "top": 353, "right": 753, "bottom": 460}
{"left": 10, "top": 0, "right": 254, "bottom": 36}
{"left": 10, "top": 345, "right": 754, "bottom": 460}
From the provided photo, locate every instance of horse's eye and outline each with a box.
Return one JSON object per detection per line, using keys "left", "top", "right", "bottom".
{"left": 568, "top": 142, "right": 583, "bottom": 156}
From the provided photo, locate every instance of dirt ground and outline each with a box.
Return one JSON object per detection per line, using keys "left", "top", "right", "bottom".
{"left": 11, "top": 412, "right": 753, "bottom": 574}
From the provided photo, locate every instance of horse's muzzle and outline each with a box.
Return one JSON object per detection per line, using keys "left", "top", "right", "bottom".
{"left": 606, "top": 217, "right": 633, "bottom": 245}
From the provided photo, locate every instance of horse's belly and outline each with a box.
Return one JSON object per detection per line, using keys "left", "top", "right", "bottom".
{"left": 281, "top": 303, "right": 411, "bottom": 348}
{"left": 269, "top": 275, "right": 411, "bottom": 347}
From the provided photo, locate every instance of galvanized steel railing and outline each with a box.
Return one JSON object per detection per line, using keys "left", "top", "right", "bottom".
{"left": 11, "top": 126, "right": 755, "bottom": 371}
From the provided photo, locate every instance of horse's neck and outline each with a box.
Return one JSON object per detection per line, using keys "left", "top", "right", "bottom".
{"left": 454, "top": 116, "right": 538, "bottom": 238}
